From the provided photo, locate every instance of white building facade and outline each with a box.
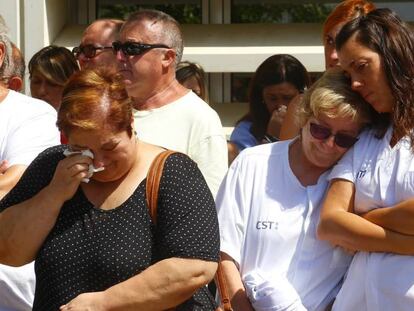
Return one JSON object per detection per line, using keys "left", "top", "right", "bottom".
{"left": 1, "top": 0, "right": 413, "bottom": 128}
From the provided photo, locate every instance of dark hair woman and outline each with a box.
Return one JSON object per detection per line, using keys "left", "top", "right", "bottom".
{"left": 318, "top": 9, "right": 414, "bottom": 310}
{"left": 230, "top": 54, "right": 310, "bottom": 152}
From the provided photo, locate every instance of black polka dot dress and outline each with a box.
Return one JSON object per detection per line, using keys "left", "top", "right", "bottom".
{"left": 0, "top": 146, "right": 220, "bottom": 311}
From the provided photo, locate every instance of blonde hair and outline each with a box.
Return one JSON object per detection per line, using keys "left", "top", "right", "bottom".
{"left": 299, "top": 69, "right": 373, "bottom": 127}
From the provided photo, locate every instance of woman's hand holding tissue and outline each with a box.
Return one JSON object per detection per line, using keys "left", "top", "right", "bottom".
{"left": 46, "top": 153, "right": 93, "bottom": 202}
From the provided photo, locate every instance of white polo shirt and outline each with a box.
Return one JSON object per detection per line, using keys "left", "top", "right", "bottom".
{"left": 329, "top": 126, "right": 414, "bottom": 311}
{"left": 217, "top": 140, "right": 352, "bottom": 311}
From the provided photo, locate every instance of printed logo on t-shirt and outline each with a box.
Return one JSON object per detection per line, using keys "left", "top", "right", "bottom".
{"left": 256, "top": 220, "right": 279, "bottom": 230}
{"left": 357, "top": 169, "right": 366, "bottom": 179}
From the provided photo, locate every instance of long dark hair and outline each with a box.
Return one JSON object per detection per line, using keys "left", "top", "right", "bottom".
{"left": 238, "top": 54, "right": 310, "bottom": 141}
{"left": 336, "top": 8, "right": 414, "bottom": 145}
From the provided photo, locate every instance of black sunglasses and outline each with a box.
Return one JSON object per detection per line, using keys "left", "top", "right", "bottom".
{"left": 309, "top": 122, "right": 359, "bottom": 149}
{"left": 112, "top": 41, "right": 170, "bottom": 56}
{"left": 72, "top": 45, "right": 113, "bottom": 59}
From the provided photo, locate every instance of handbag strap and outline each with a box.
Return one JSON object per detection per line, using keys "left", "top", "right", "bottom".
{"left": 215, "top": 255, "right": 233, "bottom": 311}
{"left": 145, "top": 150, "right": 233, "bottom": 311}
{"left": 145, "top": 150, "right": 177, "bottom": 225}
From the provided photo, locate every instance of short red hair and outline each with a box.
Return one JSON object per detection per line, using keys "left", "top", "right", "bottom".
{"left": 323, "top": 0, "right": 375, "bottom": 39}
{"left": 57, "top": 68, "right": 133, "bottom": 137}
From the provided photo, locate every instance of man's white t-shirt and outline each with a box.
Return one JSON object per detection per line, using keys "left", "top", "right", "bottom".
{"left": 0, "top": 90, "right": 60, "bottom": 166}
{"left": 0, "top": 90, "right": 60, "bottom": 311}
{"left": 217, "top": 141, "right": 352, "bottom": 311}
{"left": 329, "top": 127, "right": 414, "bottom": 311}
{"left": 133, "top": 91, "right": 228, "bottom": 197}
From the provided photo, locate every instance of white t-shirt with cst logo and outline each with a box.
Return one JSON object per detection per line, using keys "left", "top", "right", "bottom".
{"left": 216, "top": 140, "right": 352, "bottom": 311}
{"left": 329, "top": 127, "right": 414, "bottom": 311}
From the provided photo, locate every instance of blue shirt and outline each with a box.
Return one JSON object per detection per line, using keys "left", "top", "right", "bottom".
{"left": 230, "top": 121, "right": 259, "bottom": 151}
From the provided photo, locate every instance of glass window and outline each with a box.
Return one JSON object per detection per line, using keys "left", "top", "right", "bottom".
{"left": 96, "top": 0, "right": 202, "bottom": 23}
{"left": 231, "top": 1, "right": 414, "bottom": 23}
{"left": 231, "top": 1, "right": 336, "bottom": 23}
{"left": 231, "top": 73, "right": 251, "bottom": 103}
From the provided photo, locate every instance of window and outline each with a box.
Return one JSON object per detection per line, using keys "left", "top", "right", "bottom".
{"left": 96, "top": 0, "right": 202, "bottom": 23}
{"left": 231, "top": 1, "right": 335, "bottom": 23}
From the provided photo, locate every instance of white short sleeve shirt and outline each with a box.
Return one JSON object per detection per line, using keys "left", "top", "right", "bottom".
{"left": 329, "top": 127, "right": 414, "bottom": 311}
{"left": 217, "top": 141, "right": 352, "bottom": 311}
{"left": 133, "top": 91, "right": 227, "bottom": 197}
{"left": 0, "top": 90, "right": 60, "bottom": 166}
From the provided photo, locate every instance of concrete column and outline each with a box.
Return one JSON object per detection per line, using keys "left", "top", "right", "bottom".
{"left": 0, "top": 0, "right": 21, "bottom": 46}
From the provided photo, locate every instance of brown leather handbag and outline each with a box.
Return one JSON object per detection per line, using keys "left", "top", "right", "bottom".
{"left": 145, "top": 150, "right": 233, "bottom": 311}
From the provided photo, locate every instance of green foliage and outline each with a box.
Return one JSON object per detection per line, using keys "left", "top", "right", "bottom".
{"left": 98, "top": 2, "right": 330, "bottom": 24}
{"left": 232, "top": 3, "right": 331, "bottom": 23}
{"left": 98, "top": 4, "right": 202, "bottom": 24}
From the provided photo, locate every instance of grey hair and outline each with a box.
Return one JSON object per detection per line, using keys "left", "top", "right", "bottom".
{"left": 124, "top": 9, "right": 183, "bottom": 67}
{"left": 3, "top": 42, "right": 25, "bottom": 80}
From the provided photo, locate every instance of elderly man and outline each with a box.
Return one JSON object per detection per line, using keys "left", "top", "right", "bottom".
{"left": 73, "top": 19, "right": 123, "bottom": 69}
{"left": 0, "top": 42, "right": 24, "bottom": 92}
{"left": 0, "top": 15, "right": 60, "bottom": 311}
{"left": 115, "top": 10, "right": 227, "bottom": 196}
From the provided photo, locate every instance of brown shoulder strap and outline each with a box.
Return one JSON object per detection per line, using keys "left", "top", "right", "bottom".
{"left": 215, "top": 255, "right": 233, "bottom": 311}
{"left": 146, "top": 150, "right": 233, "bottom": 311}
{"left": 145, "top": 150, "right": 177, "bottom": 225}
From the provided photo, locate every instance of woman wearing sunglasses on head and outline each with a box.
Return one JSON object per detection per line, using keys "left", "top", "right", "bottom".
{"left": 216, "top": 69, "right": 378, "bottom": 311}
{"left": 0, "top": 68, "right": 219, "bottom": 311}
{"left": 317, "top": 8, "right": 414, "bottom": 311}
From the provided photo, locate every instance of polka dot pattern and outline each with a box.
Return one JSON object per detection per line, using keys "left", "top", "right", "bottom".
{"left": 0, "top": 146, "right": 220, "bottom": 310}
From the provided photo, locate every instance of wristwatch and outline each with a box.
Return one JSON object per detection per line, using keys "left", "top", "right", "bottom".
{"left": 263, "top": 134, "right": 279, "bottom": 143}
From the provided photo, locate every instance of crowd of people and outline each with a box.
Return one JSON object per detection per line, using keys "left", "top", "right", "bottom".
{"left": 0, "top": 0, "right": 414, "bottom": 310}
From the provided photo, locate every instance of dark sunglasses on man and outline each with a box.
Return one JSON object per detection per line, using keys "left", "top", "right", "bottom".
{"left": 72, "top": 44, "right": 113, "bottom": 59}
{"left": 309, "top": 122, "right": 359, "bottom": 149}
{"left": 112, "top": 41, "right": 170, "bottom": 56}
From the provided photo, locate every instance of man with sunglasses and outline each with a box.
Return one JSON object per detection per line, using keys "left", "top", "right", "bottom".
{"left": 115, "top": 9, "right": 227, "bottom": 197}
{"left": 0, "top": 15, "right": 60, "bottom": 311}
{"left": 74, "top": 19, "right": 123, "bottom": 69}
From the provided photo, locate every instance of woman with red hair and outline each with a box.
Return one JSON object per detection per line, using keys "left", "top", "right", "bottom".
{"left": 280, "top": 0, "right": 375, "bottom": 140}
{"left": 0, "top": 68, "right": 220, "bottom": 310}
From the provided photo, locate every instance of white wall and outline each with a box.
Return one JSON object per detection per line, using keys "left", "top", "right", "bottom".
{"left": 0, "top": 0, "right": 21, "bottom": 46}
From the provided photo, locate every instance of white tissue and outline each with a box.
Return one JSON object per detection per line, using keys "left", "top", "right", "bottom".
{"left": 63, "top": 149, "right": 105, "bottom": 183}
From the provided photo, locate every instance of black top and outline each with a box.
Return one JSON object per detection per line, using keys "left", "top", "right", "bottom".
{"left": 0, "top": 145, "right": 220, "bottom": 310}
